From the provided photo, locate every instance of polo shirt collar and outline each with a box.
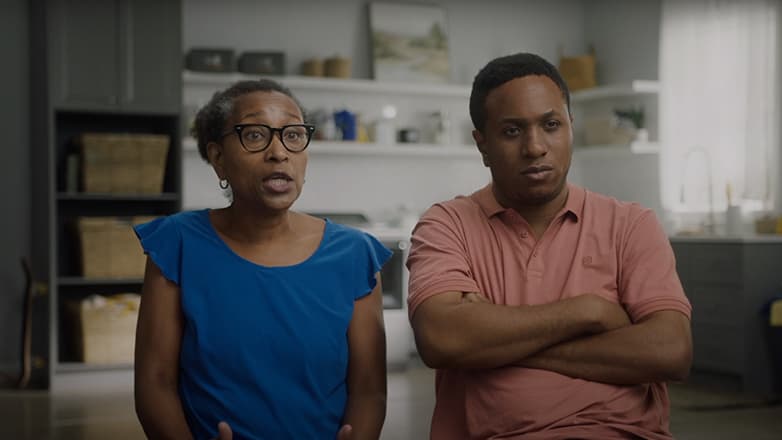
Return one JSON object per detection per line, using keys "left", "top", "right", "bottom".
{"left": 473, "top": 182, "right": 584, "bottom": 221}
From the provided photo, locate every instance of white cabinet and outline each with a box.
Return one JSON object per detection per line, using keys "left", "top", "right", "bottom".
{"left": 570, "top": 80, "right": 660, "bottom": 153}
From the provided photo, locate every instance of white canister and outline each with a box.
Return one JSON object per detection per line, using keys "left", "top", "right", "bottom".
{"left": 373, "top": 119, "right": 396, "bottom": 145}
{"left": 725, "top": 205, "right": 743, "bottom": 236}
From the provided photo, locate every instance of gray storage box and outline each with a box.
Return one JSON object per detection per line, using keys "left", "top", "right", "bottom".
{"left": 185, "top": 48, "right": 235, "bottom": 72}
{"left": 238, "top": 52, "right": 285, "bottom": 75}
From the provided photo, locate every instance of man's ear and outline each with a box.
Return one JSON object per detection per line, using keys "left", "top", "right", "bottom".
{"left": 206, "top": 141, "right": 226, "bottom": 179}
{"left": 472, "top": 129, "right": 490, "bottom": 167}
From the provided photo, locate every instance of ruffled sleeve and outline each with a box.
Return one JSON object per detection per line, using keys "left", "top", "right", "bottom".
{"left": 356, "top": 232, "right": 393, "bottom": 300}
{"left": 134, "top": 215, "right": 183, "bottom": 285}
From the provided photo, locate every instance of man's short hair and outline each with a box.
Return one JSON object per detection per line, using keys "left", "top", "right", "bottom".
{"left": 469, "top": 52, "right": 571, "bottom": 132}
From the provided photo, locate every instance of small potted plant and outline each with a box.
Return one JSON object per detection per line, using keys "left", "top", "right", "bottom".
{"left": 614, "top": 106, "right": 647, "bottom": 142}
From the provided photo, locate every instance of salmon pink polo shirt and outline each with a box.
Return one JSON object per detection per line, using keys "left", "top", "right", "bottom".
{"left": 407, "top": 183, "right": 691, "bottom": 440}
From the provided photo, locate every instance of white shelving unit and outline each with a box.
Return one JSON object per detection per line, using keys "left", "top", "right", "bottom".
{"left": 571, "top": 80, "right": 659, "bottom": 102}
{"left": 573, "top": 141, "right": 660, "bottom": 155}
{"left": 183, "top": 73, "right": 663, "bottom": 156}
{"left": 181, "top": 136, "right": 478, "bottom": 158}
{"left": 184, "top": 71, "right": 470, "bottom": 98}
{"left": 183, "top": 70, "right": 476, "bottom": 152}
{"left": 570, "top": 80, "right": 660, "bottom": 153}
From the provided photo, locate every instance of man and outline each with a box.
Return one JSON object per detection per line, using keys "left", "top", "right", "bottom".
{"left": 406, "top": 52, "right": 692, "bottom": 439}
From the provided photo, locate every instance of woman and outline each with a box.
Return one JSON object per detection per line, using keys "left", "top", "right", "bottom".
{"left": 133, "top": 79, "right": 389, "bottom": 439}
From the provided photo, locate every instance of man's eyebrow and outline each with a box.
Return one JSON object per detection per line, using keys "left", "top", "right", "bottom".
{"left": 498, "top": 109, "right": 560, "bottom": 125}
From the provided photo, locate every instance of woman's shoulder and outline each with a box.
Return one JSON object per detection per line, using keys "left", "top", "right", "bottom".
{"left": 324, "top": 220, "right": 375, "bottom": 244}
{"left": 136, "top": 209, "right": 209, "bottom": 237}
{"left": 167, "top": 209, "right": 209, "bottom": 223}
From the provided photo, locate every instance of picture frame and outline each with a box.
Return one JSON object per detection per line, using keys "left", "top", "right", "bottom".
{"left": 369, "top": 2, "right": 451, "bottom": 83}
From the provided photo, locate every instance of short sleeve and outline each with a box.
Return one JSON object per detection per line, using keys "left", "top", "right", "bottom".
{"left": 619, "top": 209, "right": 692, "bottom": 321}
{"left": 356, "top": 232, "right": 393, "bottom": 300}
{"left": 405, "top": 204, "right": 481, "bottom": 319}
{"left": 134, "top": 215, "right": 183, "bottom": 285}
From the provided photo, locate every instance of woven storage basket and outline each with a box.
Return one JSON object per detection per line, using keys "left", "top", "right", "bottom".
{"left": 78, "top": 216, "right": 155, "bottom": 279}
{"left": 65, "top": 294, "right": 140, "bottom": 364}
{"left": 80, "top": 133, "right": 169, "bottom": 194}
{"left": 558, "top": 53, "right": 596, "bottom": 91}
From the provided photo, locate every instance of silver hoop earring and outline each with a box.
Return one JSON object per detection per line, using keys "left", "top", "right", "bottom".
{"left": 219, "top": 179, "right": 229, "bottom": 189}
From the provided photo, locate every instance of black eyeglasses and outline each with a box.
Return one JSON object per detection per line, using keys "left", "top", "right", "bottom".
{"left": 221, "top": 123, "right": 316, "bottom": 153}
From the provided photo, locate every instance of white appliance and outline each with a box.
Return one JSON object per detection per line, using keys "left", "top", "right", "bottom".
{"left": 357, "top": 224, "right": 413, "bottom": 370}
{"left": 308, "top": 213, "right": 414, "bottom": 369}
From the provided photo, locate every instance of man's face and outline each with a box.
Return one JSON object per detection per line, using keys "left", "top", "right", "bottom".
{"left": 473, "top": 75, "right": 573, "bottom": 210}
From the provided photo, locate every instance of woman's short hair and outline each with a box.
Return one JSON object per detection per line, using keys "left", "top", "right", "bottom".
{"left": 191, "top": 79, "right": 306, "bottom": 161}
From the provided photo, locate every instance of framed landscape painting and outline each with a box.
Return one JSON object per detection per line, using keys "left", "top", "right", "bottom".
{"left": 369, "top": 2, "right": 451, "bottom": 83}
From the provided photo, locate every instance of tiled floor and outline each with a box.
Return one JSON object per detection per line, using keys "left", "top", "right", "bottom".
{"left": 1, "top": 360, "right": 781, "bottom": 439}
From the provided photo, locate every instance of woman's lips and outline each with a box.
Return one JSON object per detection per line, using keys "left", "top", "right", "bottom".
{"left": 262, "top": 173, "right": 293, "bottom": 193}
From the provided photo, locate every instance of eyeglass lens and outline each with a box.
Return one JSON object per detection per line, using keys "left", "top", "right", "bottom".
{"left": 240, "top": 125, "right": 311, "bottom": 152}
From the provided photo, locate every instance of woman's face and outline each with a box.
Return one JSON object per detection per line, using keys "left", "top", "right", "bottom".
{"left": 208, "top": 90, "right": 309, "bottom": 212}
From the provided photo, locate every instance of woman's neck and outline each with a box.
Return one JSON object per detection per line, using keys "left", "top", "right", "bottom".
{"left": 217, "top": 202, "right": 295, "bottom": 244}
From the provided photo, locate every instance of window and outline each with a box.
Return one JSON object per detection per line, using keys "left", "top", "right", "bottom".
{"left": 659, "top": 0, "right": 780, "bottom": 215}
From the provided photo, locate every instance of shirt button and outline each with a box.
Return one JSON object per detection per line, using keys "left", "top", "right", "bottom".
{"left": 521, "top": 232, "right": 528, "bottom": 238}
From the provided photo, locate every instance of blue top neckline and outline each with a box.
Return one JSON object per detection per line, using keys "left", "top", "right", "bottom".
{"left": 199, "top": 208, "right": 331, "bottom": 270}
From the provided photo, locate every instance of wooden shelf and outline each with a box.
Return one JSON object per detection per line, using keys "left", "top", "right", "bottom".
{"left": 58, "top": 277, "right": 143, "bottom": 287}
{"left": 182, "top": 137, "right": 478, "bottom": 158}
{"left": 57, "top": 192, "right": 180, "bottom": 202}
{"left": 184, "top": 70, "right": 471, "bottom": 98}
{"left": 56, "top": 362, "right": 133, "bottom": 373}
{"left": 571, "top": 80, "right": 659, "bottom": 102}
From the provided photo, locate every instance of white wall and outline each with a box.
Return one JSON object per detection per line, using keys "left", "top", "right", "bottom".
{"left": 572, "top": 0, "right": 663, "bottom": 217}
{"left": 583, "top": 0, "right": 661, "bottom": 84}
{"left": 182, "top": 0, "right": 665, "bottom": 220}
{"left": 183, "top": 0, "right": 587, "bottom": 84}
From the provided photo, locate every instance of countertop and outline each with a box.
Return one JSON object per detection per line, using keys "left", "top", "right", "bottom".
{"left": 669, "top": 234, "right": 782, "bottom": 243}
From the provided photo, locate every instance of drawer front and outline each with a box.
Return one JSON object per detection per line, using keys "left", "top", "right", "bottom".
{"left": 691, "top": 319, "right": 744, "bottom": 374}
{"left": 672, "top": 243, "right": 742, "bottom": 285}
{"left": 686, "top": 285, "right": 743, "bottom": 324}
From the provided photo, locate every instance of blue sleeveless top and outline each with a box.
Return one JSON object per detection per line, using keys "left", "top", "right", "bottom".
{"left": 134, "top": 209, "right": 391, "bottom": 440}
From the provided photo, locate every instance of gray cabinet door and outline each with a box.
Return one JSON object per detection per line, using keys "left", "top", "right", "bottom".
{"left": 119, "top": 0, "right": 181, "bottom": 113}
{"left": 50, "top": 0, "right": 181, "bottom": 113}
{"left": 49, "top": 0, "right": 121, "bottom": 110}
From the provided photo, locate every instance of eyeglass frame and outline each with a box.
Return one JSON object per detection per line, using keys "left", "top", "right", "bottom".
{"left": 220, "top": 123, "right": 316, "bottom": 153}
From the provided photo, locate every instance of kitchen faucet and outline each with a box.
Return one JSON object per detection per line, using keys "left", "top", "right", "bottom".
{"left": 679, "top": 146, "right": 716, "bottom": 234}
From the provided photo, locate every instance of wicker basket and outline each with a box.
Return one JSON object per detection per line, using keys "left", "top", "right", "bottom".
{"left": 65, "top": 294, "right": 140, "bottom": 364}
{"left": 78, "top": 216, "right": 154, "bottom": 279}
{"left": 558, "top": 53, "right": 597, "bottom": 91}
{"left": 80, "top": 133, "right": 170, "bottom": 194}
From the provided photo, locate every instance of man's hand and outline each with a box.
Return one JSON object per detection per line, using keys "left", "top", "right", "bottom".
{"left": 460, "top": 292, "right": 491, "bottom": 304}
{"left": 211, "top": 421, "right": 232, "bottom": 440}
{"left": 578, "top": 294, "right": 632, "bottom": 333}
{"left": 337, "top": 424, "right": 353, "bottom": 439}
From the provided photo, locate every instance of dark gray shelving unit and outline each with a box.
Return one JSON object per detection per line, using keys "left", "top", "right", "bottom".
{"left": 28, "top": 0, "right": 182, "bottom": 387}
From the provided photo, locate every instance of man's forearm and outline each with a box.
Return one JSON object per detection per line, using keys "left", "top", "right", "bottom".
{"left": 412, "top": 292, "right": 629, "bottom": 370}
{"left": 519, "top": 310, "right": 692, "bottom": 385}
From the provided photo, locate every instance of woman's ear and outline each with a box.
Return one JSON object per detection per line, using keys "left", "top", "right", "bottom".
{"left": 206, "top": 141, "right": 226, "bottom": 178}
{"left": 472, "top": 129, "right": 490, "bottom": 167}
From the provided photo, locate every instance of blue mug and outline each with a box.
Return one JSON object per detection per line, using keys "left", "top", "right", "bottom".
{"left": 333, "top": 110, "right": 357, "bottom": 141}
